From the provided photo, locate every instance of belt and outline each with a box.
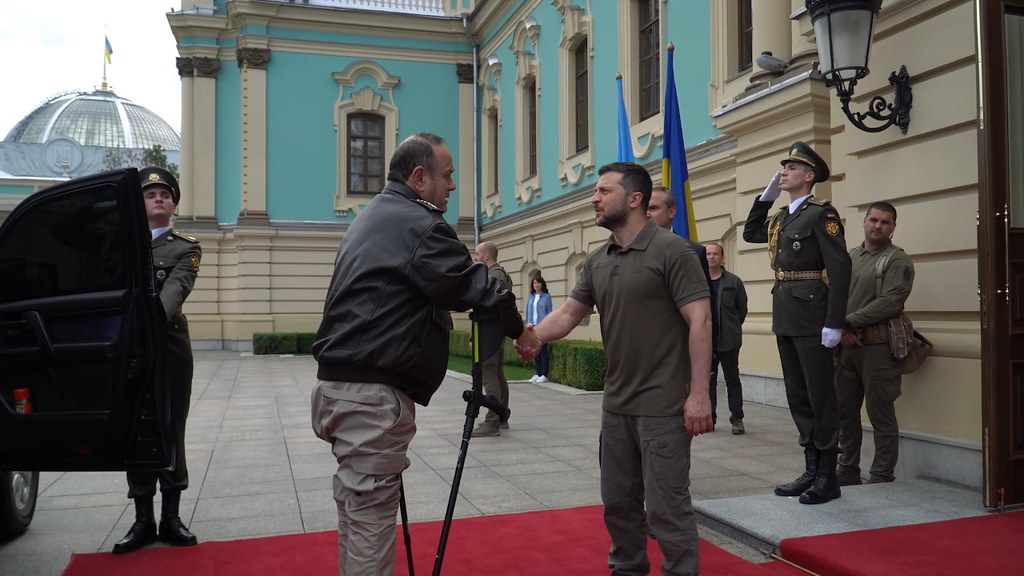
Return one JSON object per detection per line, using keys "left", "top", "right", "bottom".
{"left": 856, "top": 323, "right": 890, "bottom": 345}
{"left": 775, "top": 269, "right": 825, "bottom": 281}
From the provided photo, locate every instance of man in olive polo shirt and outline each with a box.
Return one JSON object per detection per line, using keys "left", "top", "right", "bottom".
{"left": 523, "top": 162, "right": 712, "bottom": 576}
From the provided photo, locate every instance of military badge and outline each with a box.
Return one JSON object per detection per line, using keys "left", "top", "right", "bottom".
{"left": 792, "top": 241, "right": 802, "bottom": 253}
{"left": 156, "top": 270, "right": 167, "bottom": 280}
{"left": 825, "top": 220, "right": 841, "bottom": 237}
{"left": 191, "top": 254, "right": 201, "bottom": 271}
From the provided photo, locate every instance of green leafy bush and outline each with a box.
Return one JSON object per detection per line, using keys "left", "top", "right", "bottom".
{"left": 296, "top": 332, "right": 316, "bottom": 355}
{"left": 449, "top": 330, "right": 605, "bottom": 391}
{"left": 252, "top": 332, "right": 298, "bottom": 355}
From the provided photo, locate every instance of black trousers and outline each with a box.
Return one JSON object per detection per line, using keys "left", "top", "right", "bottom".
{"left": 710, "top": 347, "right": 744, "bottom": 423}
{"left": 776, "top": 335, "right": 839, "bottom": 451}
{"left": 128, "top": 317, "right": 193, "bottom": 498}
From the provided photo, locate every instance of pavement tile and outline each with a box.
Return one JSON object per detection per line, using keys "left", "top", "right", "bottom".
{"left": 0, "top": 351, "right": 985, "bottom": 576}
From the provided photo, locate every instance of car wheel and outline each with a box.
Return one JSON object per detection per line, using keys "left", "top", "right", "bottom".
{"left": 0, "top": 470, "right": 39, "bottom": 538}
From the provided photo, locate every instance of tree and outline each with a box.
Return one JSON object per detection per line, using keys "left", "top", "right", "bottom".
{"left": 104, "top": 144, "right": 180, "bottom": 179}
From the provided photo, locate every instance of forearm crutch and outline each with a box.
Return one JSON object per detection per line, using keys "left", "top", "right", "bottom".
{"left": 432, "top": 310, "right": 508, "bottom": 576}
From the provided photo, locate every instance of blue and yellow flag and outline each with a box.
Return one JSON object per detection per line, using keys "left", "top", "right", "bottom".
{"left": 662, "top": 45, "right": 697, "bottom": 240}
{"left": 104, "top": 36, "right": 114, "bottom": 64}
{"left": 616, "top": 73, "right": 634, "bottom": 162}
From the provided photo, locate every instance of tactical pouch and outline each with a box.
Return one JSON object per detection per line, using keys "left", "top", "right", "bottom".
{"left": 887, "top": 314, "right": 911, "bottom": 360}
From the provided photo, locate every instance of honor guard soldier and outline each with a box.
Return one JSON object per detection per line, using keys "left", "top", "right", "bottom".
{"left": 742, "top": 142, "right": 852, "bottom": 505}
{"left": 114, "top": 167, "right": 202, "bottom": 553}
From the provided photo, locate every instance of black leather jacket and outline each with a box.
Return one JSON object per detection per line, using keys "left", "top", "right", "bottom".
{"left": 313, "top": 181, "right": 523, "bottom": 406}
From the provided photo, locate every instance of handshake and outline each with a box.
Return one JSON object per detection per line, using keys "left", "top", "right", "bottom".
{"left": 514, "top": 324, "right": 542, "bottom": 361}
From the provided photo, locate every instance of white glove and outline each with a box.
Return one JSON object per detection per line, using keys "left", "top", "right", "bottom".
{"left": 821, "top": 327, "right": 842, "bottom": 349}
{"left": 760, "top": 171, "right": 782, "bottom": 202}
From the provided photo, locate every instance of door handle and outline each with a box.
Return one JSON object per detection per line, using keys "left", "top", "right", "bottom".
{"left": 23, "top": 311, "right": 55, "bottom": 355}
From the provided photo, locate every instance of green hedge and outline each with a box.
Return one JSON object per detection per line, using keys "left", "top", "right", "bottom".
{"left": 255, "top": 330, "right": 607, "bottom": 392}
{"left": 448, "top": 330, "right": 606, "bottom": 392}
{"left": 252, "top": 332, "right": 315, "bottom": 355}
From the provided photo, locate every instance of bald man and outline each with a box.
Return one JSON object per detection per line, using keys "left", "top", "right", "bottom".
{"left": 472, "top": 241, "right": 514, "bottom": 436}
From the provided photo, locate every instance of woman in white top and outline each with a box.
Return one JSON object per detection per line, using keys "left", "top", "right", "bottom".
{"left": 525, "top": 275, "right": 553, "bottom": 382}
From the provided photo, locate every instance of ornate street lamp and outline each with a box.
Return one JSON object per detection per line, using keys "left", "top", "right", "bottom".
{"left": 806, "top": 0, "right": 912, "bottom": 134}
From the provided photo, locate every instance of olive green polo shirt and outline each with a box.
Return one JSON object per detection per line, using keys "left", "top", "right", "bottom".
{"left": 570, "top": 221, "right": 710, "bottom": 416}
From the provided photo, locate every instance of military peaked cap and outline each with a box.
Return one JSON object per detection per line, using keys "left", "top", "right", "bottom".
{"left": 139, "top": 166, "right": 181, "bottom": 204}
{"left": 780, "top": 141, "right": 830, "bottom": 183}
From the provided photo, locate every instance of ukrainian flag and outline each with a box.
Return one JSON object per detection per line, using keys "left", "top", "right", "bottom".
{"left": 662, "top": 44, "right": 697, "bottom": 240}
{"left": 104, "top": 36, "right": 113, "bottom": 64}
{"left": 616, "top": 73, "right": 634, "bottom": 162}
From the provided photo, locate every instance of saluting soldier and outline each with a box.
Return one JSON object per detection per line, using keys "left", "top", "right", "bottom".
{"left": 742, "top": 142, "right": 852, "bottom": 505}
{"left": 114, "top": 167, "right": 202, "bottom": 554}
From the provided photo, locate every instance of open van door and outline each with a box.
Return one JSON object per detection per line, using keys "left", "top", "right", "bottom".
{"left": 0, "top": 169, "right": 172, "bottom": 472}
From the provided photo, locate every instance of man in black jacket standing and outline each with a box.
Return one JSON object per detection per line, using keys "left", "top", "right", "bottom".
{"left": 743, "top": 142, "right": 851, "bottom": 505}
{"left": 311, "top": 132, "right": 538, "bottom": 575}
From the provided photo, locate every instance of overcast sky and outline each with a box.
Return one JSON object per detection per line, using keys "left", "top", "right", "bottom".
{"left": 0, "top": 1, "right": 182, "bottom": 138}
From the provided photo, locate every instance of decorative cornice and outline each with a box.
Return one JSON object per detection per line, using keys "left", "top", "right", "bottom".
{"left": 194, "top": 56, "right": 221, "bottom": 78}
{"left": 333, "top": 60, "right": 400, "bottom": 89}
{"left": 236, "top": 47, "right": 271, "bottom": 70}
{"left": 176, "top": 57, "right": 195, "bottom": 77}
{"left": 456, "top": 63, "right": 474, "bottom": 84}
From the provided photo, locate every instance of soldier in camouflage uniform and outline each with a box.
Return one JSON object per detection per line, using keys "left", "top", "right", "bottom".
{"left": 743, "top": 142, "right": 851, "bottom": 505}
{"left": 114, "top": 167, "right": 202, "bottom": 554}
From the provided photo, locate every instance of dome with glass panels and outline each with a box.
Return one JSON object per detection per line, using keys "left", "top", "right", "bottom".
{"left": 4, "top": 89, "right": 180, "bottom": 150}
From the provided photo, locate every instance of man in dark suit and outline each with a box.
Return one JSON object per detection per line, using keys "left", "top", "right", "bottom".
{"left": 114, "top": 167, "right": 202, "bottom": 553}
{"left": 742, "top": 142, "right": 851, "bottom": 505}
{"left": 648, "top": 186, "right": 719, "bottom": 424}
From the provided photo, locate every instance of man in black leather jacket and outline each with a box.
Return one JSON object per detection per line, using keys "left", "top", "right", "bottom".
{"left": 311, "top": 132, "right": 538, "bottom": 575}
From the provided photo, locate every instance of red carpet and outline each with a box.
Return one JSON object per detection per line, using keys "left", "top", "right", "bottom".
{"left": 779, "top": 510, "right": 1024, "bottom": 576}
{"left": 63, "top": 505, "right": 798, "bottom": 575}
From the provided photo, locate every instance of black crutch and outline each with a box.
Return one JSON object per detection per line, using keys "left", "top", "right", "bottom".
{"left": 432, "top": 310, "right": 509, "bottom": 576}
{"left": 399, "top": 475, "right": 415, "bottom": 576}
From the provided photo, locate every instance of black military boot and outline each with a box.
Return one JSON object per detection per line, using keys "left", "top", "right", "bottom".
{"left": 800, "top": 449, "right": 842, "bottom": 505}
{"left": 112, "top": 497, "right": 158, "bottom": 554}
{"left": 774, "top": 446, "right": 820, "bottom": 496}
{"left": 158, "top": 491, "right": 198, "bottom": 546}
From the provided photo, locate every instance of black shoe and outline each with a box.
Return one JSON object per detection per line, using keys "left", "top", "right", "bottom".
{"left": 158, "top": 490, "right": 198, "bottom": 546}
{"left": 799, "top": 450, "right": 842, "bottom": 505}
{"left": 113, "top": 497, "right": 157, "bottom": 554}
{"left": 113, "top": 521, "right": 157, "bottom": 554}
{"left": 158, "top": 517, "right": 198, "bottom": 546}
{"left": 775, "top": 447, "right": 820, "bottom": 496}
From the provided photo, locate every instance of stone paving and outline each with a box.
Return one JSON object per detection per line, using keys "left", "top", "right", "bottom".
{"left": 0, "top": 351, "right": 986, "bottom": 575}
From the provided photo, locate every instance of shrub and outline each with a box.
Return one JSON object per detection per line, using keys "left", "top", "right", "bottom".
{"left": 449, "top": 330, "right": 605, "bottom": 391}
{"left": 252, "top": 332, "right": 298, "bottom": 355}
{"left": 296, "top": 332, "right": 316, "bottom": 355}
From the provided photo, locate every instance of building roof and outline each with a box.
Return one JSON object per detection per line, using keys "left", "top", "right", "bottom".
{"left": 4, "top": 89, "right": 180, "bottom": 151}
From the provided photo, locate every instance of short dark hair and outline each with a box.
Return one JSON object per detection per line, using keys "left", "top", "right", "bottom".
{"left": 652, "top": 186, "right": 676, "bottom": 210}
{"left": 598, "top": 162, "right": 653, "bottom": 210}
{"left": 866, "top": 201, "right": 897, "bottom": 222}
{"left": 530, "top": 274, "right": 548, "bottom": 294}
{"left": 387, "top": 132, "right": 445, "bottom": 182}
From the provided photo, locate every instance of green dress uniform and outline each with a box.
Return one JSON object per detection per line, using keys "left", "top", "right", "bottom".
{"left": 127, "top": 229, "right": 202, "bottom": 497}
{"left": 743, "top": 195, "right": 851, "bottom": 452}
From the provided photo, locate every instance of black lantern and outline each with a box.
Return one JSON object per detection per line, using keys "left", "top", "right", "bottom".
{"left": 806, "top": 0, "right": 912, "bottom": 134}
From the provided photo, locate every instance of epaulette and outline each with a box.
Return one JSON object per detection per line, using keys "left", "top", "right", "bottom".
{"left": 807, "top": 197, "right": 831, "bottom": 206}
{"left": 172, "top": 231, "right": 200, "bottom": 243}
